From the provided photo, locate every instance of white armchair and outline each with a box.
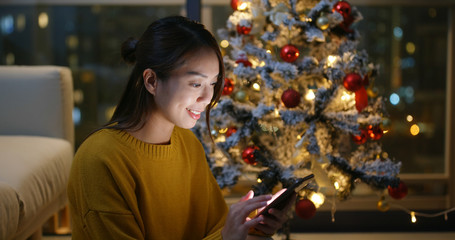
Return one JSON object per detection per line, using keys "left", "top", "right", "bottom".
{"left": 0, "top": 66, "right": 74, "bottom": 240}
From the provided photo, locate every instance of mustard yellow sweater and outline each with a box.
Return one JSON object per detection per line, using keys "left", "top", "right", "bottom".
{"left": 68, "top": 127, "right": 228, "bottom": 240}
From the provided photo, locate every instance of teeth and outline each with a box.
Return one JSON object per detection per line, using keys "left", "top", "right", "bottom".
{"left": 186, "top": 108, "right": 202, "bottom": 115}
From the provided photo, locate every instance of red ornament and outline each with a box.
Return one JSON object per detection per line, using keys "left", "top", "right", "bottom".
{"left": 352, "top": 128, "right": 368, "bottom": 144}
{"left": 236, "top": 24, "right": 252, "bottom": 35}
{"left": 280, "top": 44, "right": 300, "bottom": 63}
{"left": 355, "top": 87, "right": 368, "bottom": 112}
{"left": 225, "top": 127, "right": 237, "bottom": 137}
{"left": 223, "top": 78, "right": 234, "bottom": 95}
{"left": 333, "top": 0, "right": 352, "bottom": 19}
{"left": 332, "top": 0, "right": 354, "bottom": 32}
{"left": 367, "top": 125, "right": 383, "bottom": 140}
{"left": 295, "top": 199, "right": 316, "bottom": 219}
{"left": 281, "top": 89, "right": 301, "bottom": 108}
{"left": 388, "top": 181, "right": 408, "bottom": 200}
{"left": 231, "top": 0, "right": 239, "bottom": 10}
{"left": 242, "top": 145, "right": 259, "bottom": 165}
{"left": 343, "top": 73, "right": 363, "bottom": 92}
{"left": 235, "top": 59, "right": 252, "bottom": 67}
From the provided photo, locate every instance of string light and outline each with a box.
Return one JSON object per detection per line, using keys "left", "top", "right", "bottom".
{"left": 310, "top": 192, "right": 325, "bottom": 208}
{"left": 220, "top": 40, "right": 229, "bottom": 48}
{"left": 411, "top": 211, "right": 417, "bottom": 223}
{"left": 238, "top": 2, "right": 248, "bottom": 11}
{"left": 252, "top": 82, "right": 261, "bottom": 91}
{"left": 305, "top": 89, "right": 315, "bottom": 101}
{"left": 274, "top": 108, "right": 280, "bottom": 117}
{"left": 327, "top": 55, "right": 338, "bottom": 67}
{"left": 390, "top": 203, "right": 455, "bottom": 223}
{"left": 341, "top": 91, "right": 353, "bottom": 101}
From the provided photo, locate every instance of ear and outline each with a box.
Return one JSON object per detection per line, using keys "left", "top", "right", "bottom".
{"left": 143, "top": 68, "right": 158, "bottom": 95}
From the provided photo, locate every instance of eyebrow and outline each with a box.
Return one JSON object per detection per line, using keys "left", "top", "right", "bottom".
{"left": 186, "top": 71, "right": 208, "bottom": 78}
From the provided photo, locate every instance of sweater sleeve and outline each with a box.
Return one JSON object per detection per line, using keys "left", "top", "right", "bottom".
{"left": 84, "top": 210, "right": 144, "bottom": 240}
{"left": 68, "top": 134, "right": 145, "bottom": 240}
{"left": 202, "top": 161, "right": 229, "bottom": 240}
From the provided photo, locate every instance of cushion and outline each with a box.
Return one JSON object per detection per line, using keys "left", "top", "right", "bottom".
{"left": 0, "top": 135, "right": 72, "bottom": 236}
{"left": 0, "top": 66, "right": 74, "bottom": 146}
{"left": 0, "top": 182, "right": 21, "bottom": 240}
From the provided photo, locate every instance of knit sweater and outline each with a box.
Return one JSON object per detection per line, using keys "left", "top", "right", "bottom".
{"left": 67, "top": 126, "right": 228, "bottom": 240}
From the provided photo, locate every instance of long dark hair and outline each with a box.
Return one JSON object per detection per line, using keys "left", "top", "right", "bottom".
{"left": 106, "top": 16, "right": 224, "bottom": 136}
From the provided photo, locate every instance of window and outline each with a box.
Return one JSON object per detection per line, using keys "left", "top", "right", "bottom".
{"left": 0, "top": 2, "right": 184, "bottom": 147}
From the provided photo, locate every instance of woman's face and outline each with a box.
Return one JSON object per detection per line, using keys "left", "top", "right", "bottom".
{"left": 151, "top": 48, "right": 220, "bottom": 129}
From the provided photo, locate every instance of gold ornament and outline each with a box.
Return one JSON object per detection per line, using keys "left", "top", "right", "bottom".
{"left": 377, "top": 196, "right": 390, "bottom": 212}
{"left": 367, "top": 87, "right": 379, "bottom": 98}
{"left": 316, "top": 16, "right": 330, "bottom": 30}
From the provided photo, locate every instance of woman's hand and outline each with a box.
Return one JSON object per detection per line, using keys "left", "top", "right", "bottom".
{"left": 249, "top": 188, "right": 296, "bottom": 236}
{"left": 221, "top": 190, "right": 272, "bottom": 240}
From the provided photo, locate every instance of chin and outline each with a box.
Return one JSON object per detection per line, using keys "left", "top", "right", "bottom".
{"left": 177, "top": 121, "right": 198, "bottom": 129}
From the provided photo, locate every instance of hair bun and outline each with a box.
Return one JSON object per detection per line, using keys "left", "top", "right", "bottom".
{"left": 121, "top": 37, "right": 138, "bottom": 64}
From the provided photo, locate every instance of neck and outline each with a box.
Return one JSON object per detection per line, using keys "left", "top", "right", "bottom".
{"left": 127, "top": 118, "right": 174, "bottom": 145}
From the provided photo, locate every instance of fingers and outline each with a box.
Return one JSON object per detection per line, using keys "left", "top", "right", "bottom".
{"left": 240, "top": 190, "right": 254, "bottom": 202}
{"left": 243, "top": 194, "right": 272, "bottom": 213}
{"left": 228, "top": 194, "right": 272, "bottom": 224}
{"left": 251, "top": 192, "right": 296, "bottom": 235}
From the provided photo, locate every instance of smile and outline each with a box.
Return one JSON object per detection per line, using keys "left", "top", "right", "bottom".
{"left": 186, "top": 108, "right": 202, "bottom": 120}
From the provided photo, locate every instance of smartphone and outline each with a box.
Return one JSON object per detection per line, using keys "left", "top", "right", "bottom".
{"left": 254, "top": 173, "right": 314, "bottom": 218}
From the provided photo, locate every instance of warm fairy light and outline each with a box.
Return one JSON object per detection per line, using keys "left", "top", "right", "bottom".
{"left": 259, "top": 61, "right": 266, "bottom": 67}
{"left": 274, "top": 108, "right": 280, "bottom": 117}
{"left": 38, "top": 12, "right": 49, "bottom": 29}
{"left": 305, "top": 89, "right": 315, "bottom": 101}
{"left": 410, "top": 124, "right": 420, "bottom": 136}
{"left": 341, "top": 91, "right": 353, "bottom": 101}
{"left": 266, "top": 49, "right": 271, "bottom": 54}
{"left": 382, "top": 152, "right": 389, "bottom": 159}
{"left": 215, "top": 135, "right": 226, "bottom": 143}
{"left": 334, "top": 181, "right": 340, "bottom": 190}
{"left": 383, "top": 129, "right": 389, "bottom": 134}
{"left": 238, "top": 2, "right": 248, "bottom": 11}
{"left": 310, "top": 192, "right": 325, "bottom": 208}
{"left": 219, "top": 128, "right": 228, "bottom": 134}
{"left": 305, "top": 18, "right": 312, "bottom": 22}
{"left": 411, "top": 211, "right": 417, "bottom": 223}
{"left": 257, "top": 178, "right": 262, "bottom": 183}
{"left": 406, "top": 115, "right": 414, "bottom": 122}
{"left": 406, "top": 42, "right": 416, "bottom": 54}
{"left": 297, "top": 135, "right": 301, "bottom": 140}
{"left": 252, "top": 83, "right": 261, "bottom": 91}
{"left": 220, "top": 40, "right": 229, "bottom": 48}
{"left": 327, "top": 55, "right": 337, "bottom": 67}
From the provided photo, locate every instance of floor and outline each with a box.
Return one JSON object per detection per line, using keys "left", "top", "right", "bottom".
{"left": 43, "top": 232, "right": 455, "bottom": 240}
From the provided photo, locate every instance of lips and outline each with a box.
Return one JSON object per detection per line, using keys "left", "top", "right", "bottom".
{"left": 186, "top": 108, "right": 203, "bottom": 120}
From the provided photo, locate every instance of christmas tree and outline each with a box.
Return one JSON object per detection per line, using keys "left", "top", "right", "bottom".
{"left": 192, "top": 0, "right": 403, "bottom": 217}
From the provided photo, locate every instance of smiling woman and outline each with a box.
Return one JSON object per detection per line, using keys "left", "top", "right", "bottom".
{"left": 67, "top": 16, "right": 295, "bottom": 240}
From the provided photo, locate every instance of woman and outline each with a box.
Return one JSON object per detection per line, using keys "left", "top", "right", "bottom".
{"left": 68, "top": 16, "right": 293, "bottom": 240}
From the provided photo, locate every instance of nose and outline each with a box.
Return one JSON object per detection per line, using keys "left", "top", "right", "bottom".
{"left": 197, "top": 85, "right": 213, "bottom": 105}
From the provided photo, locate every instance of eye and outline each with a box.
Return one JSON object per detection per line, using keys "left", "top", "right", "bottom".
{"left": 211, "top": 81, "right": 217, "bottom": 86}
{"left": 191, "top": 83, "right": 201, "bottom": 88}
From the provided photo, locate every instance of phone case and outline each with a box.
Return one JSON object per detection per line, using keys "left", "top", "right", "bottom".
{"left": 254, "top": 173, "right": 314, "bottom": 218}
